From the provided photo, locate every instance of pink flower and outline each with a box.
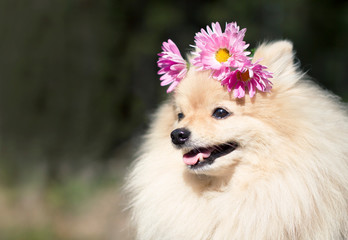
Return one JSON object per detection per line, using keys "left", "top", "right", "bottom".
{"left": 157, "top": 22, "right": 273, "bottom": 98}
{"left": 157, "top": 39, "right": 188, "bottom": 93}
{"left": 192, "top": 22, "right": 250, "bottom": 80}
{"left": 221, "top": 61, "right": 273, "bottom": 98}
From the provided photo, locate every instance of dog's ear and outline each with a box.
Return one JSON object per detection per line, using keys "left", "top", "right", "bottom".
{"left": 253, "top": 40, "right": 300, "bottom": 88}
{"left": 253, "top": 40, "right": 295, "bottom": 74}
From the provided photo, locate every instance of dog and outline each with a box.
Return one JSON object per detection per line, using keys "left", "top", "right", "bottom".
{"left": 125, "top": 40, "right": 348, "bottom": 239}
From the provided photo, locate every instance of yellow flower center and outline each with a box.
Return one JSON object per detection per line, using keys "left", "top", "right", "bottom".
{"left": 237, "top": 70, "right": 250, "bottom": 82}
{"left": 215, "top": 48, "right": 230, "bottom": 63}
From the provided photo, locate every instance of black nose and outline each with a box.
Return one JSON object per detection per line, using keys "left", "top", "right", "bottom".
{"left": 170, "top": 128, "right": 191, "bottom": 146}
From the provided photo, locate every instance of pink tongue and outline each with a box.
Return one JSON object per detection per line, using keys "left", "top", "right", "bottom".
{"left": 183, "top": 150, "right": 212, "bottom": 166}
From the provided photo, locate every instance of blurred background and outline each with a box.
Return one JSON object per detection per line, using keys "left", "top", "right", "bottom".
{"left": 0, "top": 0, "right": 346, "bottom": 239}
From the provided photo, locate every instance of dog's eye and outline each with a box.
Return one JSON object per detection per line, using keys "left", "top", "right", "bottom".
{"left": 212, "top": 108, "right": 230, "bottom": 119}
{"left": 177, "top": 112, "right": 184, "bottom": 121}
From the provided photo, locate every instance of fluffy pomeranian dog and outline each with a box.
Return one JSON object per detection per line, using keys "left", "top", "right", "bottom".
{"left": 125, "top": 40, "right": 348, "bottom": 239}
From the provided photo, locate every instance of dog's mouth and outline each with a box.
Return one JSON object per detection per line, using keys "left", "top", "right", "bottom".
{"left": 183, "top": 142, "right": 238, "bottom": 169}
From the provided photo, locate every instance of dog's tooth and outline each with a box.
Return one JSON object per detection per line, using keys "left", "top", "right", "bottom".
{"left": 199, "top": 155, "right": 203, "bottom": 162}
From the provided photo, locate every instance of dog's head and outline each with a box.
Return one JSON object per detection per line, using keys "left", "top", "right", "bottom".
{"left": 170, "top": 40, "right": 300, "bottom": 176}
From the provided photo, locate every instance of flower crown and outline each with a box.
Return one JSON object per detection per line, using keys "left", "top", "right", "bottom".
{"left": 157, "top": 22, "right": 273, "bottom": 98}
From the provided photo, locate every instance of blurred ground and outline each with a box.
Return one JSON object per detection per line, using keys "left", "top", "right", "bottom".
{"left": 0, "top": 142, "right": 134, "bottom": 240}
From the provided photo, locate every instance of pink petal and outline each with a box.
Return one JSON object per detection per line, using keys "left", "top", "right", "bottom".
{"left": 234, "top": 81, "right": 245, "bottom": 98}
{"left": 167, "top": 81, "right": 179, "bottom": 93}
{"left": 157, "top": 39, "right": 188, "bottom": 92}
{"left": 248, "top": 81, "right": 256, "bottom": 98}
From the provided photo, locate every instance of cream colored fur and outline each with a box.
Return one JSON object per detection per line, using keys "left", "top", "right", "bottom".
{"left": 125, "top": 41, "right": 348, "bottom": 240}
